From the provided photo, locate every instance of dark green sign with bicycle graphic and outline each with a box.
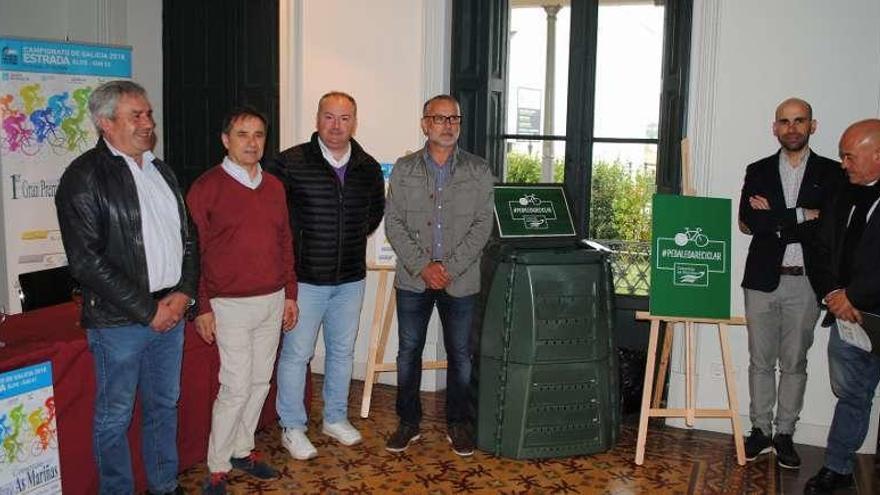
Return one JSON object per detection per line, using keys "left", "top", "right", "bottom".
{"left": 650, "top": 194, "right": 730, "bottom": 319}
{"left": 493, "top": 185, "right": 576, "bottom": 238}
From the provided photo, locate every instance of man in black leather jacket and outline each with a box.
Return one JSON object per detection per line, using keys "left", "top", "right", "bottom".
{"left": 55, "top": 80, "right": 197, "bottom": 495}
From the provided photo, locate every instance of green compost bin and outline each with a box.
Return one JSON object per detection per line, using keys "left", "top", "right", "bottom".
{"left": 476, "top": 242, "right": 619, "bottom": 459}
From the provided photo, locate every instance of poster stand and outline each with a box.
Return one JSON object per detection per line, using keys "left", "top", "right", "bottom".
{"left": 635, "top": 140, "right": 745, "bottom": 465}
{"left": 633, "top": 312, "right": 747, "bottom": 466}
{"left": 358, "top": 265, "right": 447, "bottom": 418}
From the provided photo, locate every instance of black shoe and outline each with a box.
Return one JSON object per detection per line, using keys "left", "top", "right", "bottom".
{"left": 385, "top": 423, "right": 420, "bottom": 452}
{"left": 230, "top": 451, "right": 279, "bottom": 480}
{"left": 447, "top": 423, "right": 475, "bottom": 457}
{"left": 772, "top": 433, "right": 800, "bottom": 469}
{"left": 744, "top": 427, "right": 773, "bottom": 461}
{"left": 803, "top": 467, "right": 854, "bottom": 494}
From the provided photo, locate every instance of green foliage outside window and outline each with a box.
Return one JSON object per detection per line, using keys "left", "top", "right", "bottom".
{"left": 590, "top": 160, "right": 654, "bottom": 242}
{"left": 504, "top": 151, "right": 654, "bottom": 241}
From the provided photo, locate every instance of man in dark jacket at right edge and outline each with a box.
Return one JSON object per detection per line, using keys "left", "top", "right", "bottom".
{"left": 803, "top": 119, "right": 880, "bottom": 494}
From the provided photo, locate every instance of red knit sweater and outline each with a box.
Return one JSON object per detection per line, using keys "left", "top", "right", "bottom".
{"left": 186, "top": 165, "right": 297, "bottom": 315}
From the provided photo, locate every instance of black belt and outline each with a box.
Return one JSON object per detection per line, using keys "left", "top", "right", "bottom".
{"left": 779, "top": 266, "right": 804, "bottom": 276}
{"left": 151, "top": 287, "right": 175, "bottom": 300}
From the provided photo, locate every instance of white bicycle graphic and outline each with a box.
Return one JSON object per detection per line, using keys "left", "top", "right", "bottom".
{"left": 518, "top": 193, "right": 540, "bottom": 206}
{"left": 674, "top": 227, "right": 709, "bottom": 247}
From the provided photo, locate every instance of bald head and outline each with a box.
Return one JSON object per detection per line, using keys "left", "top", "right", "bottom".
{"left": 775, "top": 98, "right": 813, "bottom": 121}
{"left": 839, "top": 119, "right": 880, "bottom": 185}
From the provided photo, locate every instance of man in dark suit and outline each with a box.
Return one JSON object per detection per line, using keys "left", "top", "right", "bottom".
{"left": 739, "top": 98, "right": 844, "bottom": 469}
{"left": 803, "top": 119, "right": 880, "bottom": 494}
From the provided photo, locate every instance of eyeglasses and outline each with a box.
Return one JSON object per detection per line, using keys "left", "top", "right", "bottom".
{"left": 424, "top": 114, "right": 462, "bottom": 125}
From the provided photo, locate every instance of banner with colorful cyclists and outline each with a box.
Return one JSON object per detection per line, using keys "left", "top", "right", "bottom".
{"left": 0, "top": 361, "right": 60, "bottom": 493}
{"left": 0, "top": 37, "right": 131, "bottom": 313}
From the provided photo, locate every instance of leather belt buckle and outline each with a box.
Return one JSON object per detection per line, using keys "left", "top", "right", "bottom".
{"left": 779, "top": 266, "right": 804, "bottom": 276}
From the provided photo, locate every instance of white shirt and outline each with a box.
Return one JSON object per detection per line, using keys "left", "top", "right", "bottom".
{"left": 317, "top": 136, "right": 351, "bottom": 169}
{"left": 848, "top": 179, "right": 880, "bottom": 225}
{"left": 105, "top": 139, "right": 182, "bottom": 291}
{"left": 778, "top": 149, "right": 809, "bottom": 267}
{"left": 221, "top": 156, "right": 263, "bottom": 189}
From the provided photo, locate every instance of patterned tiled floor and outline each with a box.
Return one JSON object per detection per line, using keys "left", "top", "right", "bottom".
{"left": 178, "top": 378, "right": 780, "bottom": 494}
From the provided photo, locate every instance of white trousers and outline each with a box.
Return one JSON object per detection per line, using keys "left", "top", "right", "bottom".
{"left": 207, "top": 289, "right": 284, "bottom": 472}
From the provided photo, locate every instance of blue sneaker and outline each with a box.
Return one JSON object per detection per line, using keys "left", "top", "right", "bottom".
{"left": 201, "top": 472, "right": 227, "bottom": 495}
{"left": 230, "top": 451, "right": 279, "bottom": 480}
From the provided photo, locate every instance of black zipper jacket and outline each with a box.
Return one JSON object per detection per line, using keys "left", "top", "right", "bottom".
{"left": 55, "top": 139, "right": 198, "bottom": 328}
{"left": 268, "top": 132, "right": 385, "bottom": 285}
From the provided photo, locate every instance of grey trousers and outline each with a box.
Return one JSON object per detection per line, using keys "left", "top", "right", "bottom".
{"left": 744, "top": 275, "right": 820, "bottom": 435}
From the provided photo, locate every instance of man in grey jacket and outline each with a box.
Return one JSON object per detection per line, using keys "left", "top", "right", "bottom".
{"left": 384, "top": 94, "right": 495, "bottom": 456}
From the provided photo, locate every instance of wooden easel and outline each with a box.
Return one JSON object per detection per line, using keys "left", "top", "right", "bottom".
{"left": 633, "top": 312, "right": 747, "bottom": 466}
{"left": 633, "top": 139, "right": 747, "bottom": 465}
{"left": 359, "top": 265, "right": 448, "bottom": 418}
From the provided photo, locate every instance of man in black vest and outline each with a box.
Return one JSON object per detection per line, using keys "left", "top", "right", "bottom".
{"left": 804, "top": 119, "right": 880, "bottom": 494}
{"left": 269, "top": 92, "right": 385, "bottom": 460}
{"left": 738, "top": 98, "right": 844, "bottom": 469}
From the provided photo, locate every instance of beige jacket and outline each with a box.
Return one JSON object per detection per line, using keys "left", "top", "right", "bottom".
{"left": 385, "top": 146, "right": 495, "bottom": 296}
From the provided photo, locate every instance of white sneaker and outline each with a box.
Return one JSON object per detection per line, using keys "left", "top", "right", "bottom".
{"left": 281, "top": 428, "right": 317, "bottom": 460}
{"left": 322, "top": 420, "right": 362, "bottom": 446}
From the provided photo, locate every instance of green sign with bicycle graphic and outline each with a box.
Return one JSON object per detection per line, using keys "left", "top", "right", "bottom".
{"left": 650, "top": 194, "right": 731, "bottom": 319}
{"left": 493, "top": 185, "right": 576, "bottom": 238}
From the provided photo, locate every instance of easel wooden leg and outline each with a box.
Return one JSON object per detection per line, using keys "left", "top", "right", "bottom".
{"left": 635, "top": 319, "right": 661, "bottom": 465}
{"left": 377, "top": 291, "right": 396, "bottom": 369}
{"left": 360, "top": 275, "right": 445, "bottom": 418}
{"left": 634, "top": 312, "right": 747, "bottom": 466}
{"left": 718, "top": 323, "right": 746, "bottom": 465}
{"left": 360, "top": 271, "right": 389, "bottom": 418}
{"left": 651, "top": 322, "right": 674, "bottom": 408}
{"left": 685, "top": 321, "right": 696, "bottom": 426}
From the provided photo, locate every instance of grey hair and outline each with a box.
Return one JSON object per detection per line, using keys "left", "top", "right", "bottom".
{"left": 423, "top": 94, "right": 460, "bottom": 116}
{"left": 88, "top": 80, "right": 148, "bottom": 133}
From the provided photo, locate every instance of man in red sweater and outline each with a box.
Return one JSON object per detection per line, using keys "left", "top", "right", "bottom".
{"left": 186, "top": 107, "right": 298, "bottom": 495}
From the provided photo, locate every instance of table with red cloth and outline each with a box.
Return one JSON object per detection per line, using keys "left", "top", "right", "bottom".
{"left": 0, "top": 303, "right": 308, "bottom": 494}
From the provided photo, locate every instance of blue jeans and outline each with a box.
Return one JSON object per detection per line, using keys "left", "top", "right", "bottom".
{"left": 395, "top": 288, "right": 475, "bottom": 427}
{"left": 87, "top": 321, "right": 184, "bottom": 494}
{"left": 276, "top": 280, "right": 366, "bottom": 429}
{"left": 825, "top": 324, "right": 880, "bottom": 474}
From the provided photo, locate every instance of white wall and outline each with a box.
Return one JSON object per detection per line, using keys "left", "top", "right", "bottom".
{"left": 670, "top": 0, "right": 880, "bottom": 452}
{"left": 281, "top": 0, "right": 452, "bottom": 391}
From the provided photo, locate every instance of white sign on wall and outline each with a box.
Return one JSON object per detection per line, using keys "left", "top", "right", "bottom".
{"left": 367, "top": 162, "right": 396, "bottom": 268}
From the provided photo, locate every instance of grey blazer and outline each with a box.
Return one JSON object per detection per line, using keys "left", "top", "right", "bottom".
{"left": 385, "top": 147, "right": 496, "bottom": 297}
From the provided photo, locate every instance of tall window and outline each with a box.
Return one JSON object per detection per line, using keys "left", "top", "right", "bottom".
{"left": 453, "top": 0, "right": 691, "bottom": 296}
{"left": 503, "top": 6, "right": 570, "bottom": 184}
